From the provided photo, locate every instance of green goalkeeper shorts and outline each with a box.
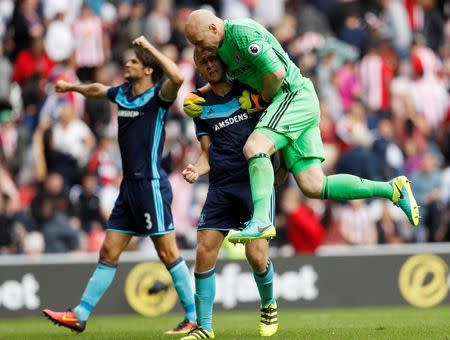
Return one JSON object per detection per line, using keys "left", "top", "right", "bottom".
{"left": 255, "top": 77, "right": 324, "bottom": 175}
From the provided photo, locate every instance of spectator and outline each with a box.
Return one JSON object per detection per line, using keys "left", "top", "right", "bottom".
{"left": 378, "top": 0, "right": 412, "bottom": 58}
{"left": 376, "top": 201, "right": 404, "bottom": 244}
{"left": 410, "top": 151, "right": 443, "bottom": 242}
{"left": 72, "top": 2, "right": 108, "bottom": 81}
{"left": 372, "top": 118, "right": 404, "bottom": 180}
{"left": 0, "top": 192, "right": 24, "bottom": 253}
{"left": 52, "top": 101, "right": 96, "bottom": 168}
{"left": 144, "top": 0, "right": 172, "bottom": 45}
{"left": 84, "top": 66, "right": 112, "bottom": 138}
{"left": 284, "top": 190, "right": 326, "bottom": 254}
{"left": 12, "top": 32, "right": 54, "bottom": 89}
{"left": 0, "top": 41, "right": 12, "bottom": 100}
{"left": 336, "top": 200, "right": 378, "bottom": 245}
{"left": 30, "top": 172, "right": 79, "bottom": 253}
{"left": 33, "top": 118, "right": 78, "bottom": 188}
{"left": 70, "top": 173, "right": 103, "bottom": 232}
{"left": 86, "top": 132, "right": 121, "bottom": 186}
{"left": 0, "top": 100, "right": 27, "bottom": 179}
{"left": 8, "top": 0, "right": 43, "bottom": 59}
{"left": 358, "top": 40, "right": 394, "bottom": 116}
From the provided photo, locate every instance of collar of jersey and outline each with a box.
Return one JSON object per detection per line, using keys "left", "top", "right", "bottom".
{"left": 200, "top": 98, "right": 241, "bottom": 119}
{"left": 116, "top": 84, "right": 156, "bottom": 109}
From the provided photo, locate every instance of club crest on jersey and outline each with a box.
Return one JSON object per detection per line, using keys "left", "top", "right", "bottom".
{"left": 234, "top": 54, "right": 242, "bottom": 63}
{"left": 248, "top": 43, "right": 261, "bottom": 56}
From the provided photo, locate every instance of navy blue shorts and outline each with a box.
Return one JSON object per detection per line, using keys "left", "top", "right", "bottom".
{"left": 198, "top": 183, "right": 275, "bottom": 231}
{"left": 107, "top": 177, "right": 174, "bottom": 236}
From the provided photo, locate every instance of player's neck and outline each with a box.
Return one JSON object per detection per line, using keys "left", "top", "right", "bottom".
{"left": 130, "top": 79, "right": 154, "bottom": 96}
{"left": 210, "top": 79, "right": 232, "bottom": 97}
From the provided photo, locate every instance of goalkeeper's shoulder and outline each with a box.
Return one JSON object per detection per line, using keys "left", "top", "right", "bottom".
{"left": 226, "top": 19, "right": 264, "bottom": 45}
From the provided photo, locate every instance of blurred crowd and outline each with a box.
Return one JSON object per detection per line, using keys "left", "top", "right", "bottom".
{"left": 0, "top": 0, "right": 449, "bottom": 255}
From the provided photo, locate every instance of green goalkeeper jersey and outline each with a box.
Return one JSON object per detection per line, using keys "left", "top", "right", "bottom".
{"left": 217, "top": 18, "right": 303, "bottom": 94}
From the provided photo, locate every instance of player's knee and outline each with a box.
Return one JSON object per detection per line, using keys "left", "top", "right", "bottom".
{"left": 156, "top": 247, "right": 179, "bottom": 266}
{"left": 245, "top": 243, "right": 267, "bottom": 271}
{"left": 196, "top": 241, "right": 216, "bottom": 259}
{"left": 99, "top": 244, "right": 121, "bottom": 264}
{"left": 295, "top": 168, "right": 324, "bottom": 199}
{"left": 300, "top": 181, "right": 322, "bottom": 198}
{"left": 244, "top": 134, "right": 270, "bottom": 160}
{"left": 243, "top": 138, "right": 258, "bottom": 159}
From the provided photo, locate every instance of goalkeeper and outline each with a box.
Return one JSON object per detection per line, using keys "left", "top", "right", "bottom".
{"left": 185, "top": 10, "right": 419, "bottom": 244}
{"left": 181, "top": 47, "right": 278, "bottom": 339}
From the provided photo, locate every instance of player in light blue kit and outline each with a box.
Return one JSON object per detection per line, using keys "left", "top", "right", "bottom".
{"left": 181, "top": 47, "right": 278, "bottom": 339}
{"left": 42, "top": 36, "right": 196, "bottom": 335}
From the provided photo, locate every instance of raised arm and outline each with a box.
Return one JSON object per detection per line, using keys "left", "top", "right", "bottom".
{"left": 132, "top": 35, "right": 184, "bottom": 101}
{"left": 55, "top": 80, "right": 110, "bottom": 99}
{"left": 182, "top": 135, "right": 211, "bottom": 184}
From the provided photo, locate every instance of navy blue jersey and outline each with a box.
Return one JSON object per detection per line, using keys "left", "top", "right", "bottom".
{"left": 107, "top": 82, "right": 172, "bottom": 179}
{"left": 194, "top": 83, "right": 259, "bottom": 187}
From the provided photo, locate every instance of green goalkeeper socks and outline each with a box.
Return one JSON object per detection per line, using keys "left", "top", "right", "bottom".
{"left": 321, "top": 174, "right": 393, "bottom": 200}
{"left": 249, "top": 153, "right": 274, "bottom": 224}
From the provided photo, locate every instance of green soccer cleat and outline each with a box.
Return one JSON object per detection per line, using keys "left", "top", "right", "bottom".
{"left": 390, "top": 176, "right": 420, "bottom": 226}
{"left": 259, "top": 302, "right": 278, "bottom": 337}
{"left": 227, "top": 220, "right": 276, "bottom": 244}
{"left": 180, "top": 327, "right": 215, "bottom": 339}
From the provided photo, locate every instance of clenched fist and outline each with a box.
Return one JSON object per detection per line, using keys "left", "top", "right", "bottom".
{"left": 132, "top": 35, "right": 152, "bottom": 51}
{"left": 54, "top": 80, "right": 72, "bottom": 93}
{"left": 182, "top": 164, "right": 199, "bottom": 184}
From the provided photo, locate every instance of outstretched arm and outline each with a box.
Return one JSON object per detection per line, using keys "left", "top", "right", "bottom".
{"left": 55, "top": 80, "right": 110, "bottom": 99}
{"left": 132, "top": 35, "right": 184, "bottom": 101}
{"left": 182, "top": 136, "right": 211, "bottom": 184}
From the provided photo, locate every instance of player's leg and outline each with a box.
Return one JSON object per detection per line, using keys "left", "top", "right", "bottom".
{"left": 229, "top": 131, "right": 283, "bottom": 243}
{"left": 231, "top": 81, "right": 320, "bottom": 244}
{"left": 152, "top": 233, "right": 197, "bottom": 333}
{"left": 133, "top": 176, "right": 195, "bottom": 334}
{"left": 243, "top": 131, "right": 277, "bottom": 225}
{"left": 284, "top": 126, "right": 420, "bottom": 226}
{"left": 246, "top": 239, "right": 278, "bottom": 337}
{"left": 42, "top": 231, "right": 131, "bottom": 332}
{"left": 181, "top": 230, "right": 224, "bottom": 340}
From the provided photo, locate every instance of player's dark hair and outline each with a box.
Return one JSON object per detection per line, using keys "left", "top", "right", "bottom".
{"left": 135, "top": 48, "right": 163, "bottom": 83}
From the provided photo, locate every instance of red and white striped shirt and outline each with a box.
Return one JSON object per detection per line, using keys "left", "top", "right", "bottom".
{"left": 410, "top": 76, "right": 449, "bottom": 129}
{"left": 358, "top": 53, "right": 393, "bottom": 112}
{"left": 72, "top": 16, "right": 104, "bottom": 67}
{"left": 410, "top": 45, "right": 443, "bottom": 78}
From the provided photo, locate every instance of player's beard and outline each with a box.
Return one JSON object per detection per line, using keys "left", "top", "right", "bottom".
{"left": 124, "top": 74, "right": 138, "bottom": 83}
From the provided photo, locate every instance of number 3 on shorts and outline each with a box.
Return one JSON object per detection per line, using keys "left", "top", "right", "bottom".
{"left": 144, "top": 213, "right": 152, "bottom": 230}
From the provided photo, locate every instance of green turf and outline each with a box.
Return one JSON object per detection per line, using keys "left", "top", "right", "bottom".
{"left": 2, "top": 306, "right": 450, "bottom": 339}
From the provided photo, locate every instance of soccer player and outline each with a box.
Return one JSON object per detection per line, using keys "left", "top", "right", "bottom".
{"left": 184, "top": 10, "right": 419, "bottom": 244}
{"left": 42, "top": 36, "right": 197, "bottom": 335}
{"left": 180, "top": 47, "right": 278, "bottom": 338}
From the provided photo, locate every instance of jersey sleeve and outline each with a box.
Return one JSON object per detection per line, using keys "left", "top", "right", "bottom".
{"left": 155, "top": 81, "right": 175, "bottom": 109}
{"left": 233, "top": 26, "right": 284, "bottom": 75}
{"left": 106, "top": 85, "right": 120, "bottom": 102}
{"left": 193, "top": 117, "right": 210, "bottom": 140}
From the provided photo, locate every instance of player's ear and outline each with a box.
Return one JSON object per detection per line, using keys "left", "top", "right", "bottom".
{"left": 208, "top": 23, "right": 217, "bottom": 34}
{"left": 144, "top": 67, "right": 153, "bottom": 77}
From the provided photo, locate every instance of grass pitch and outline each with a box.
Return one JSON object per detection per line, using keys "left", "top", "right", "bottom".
{"left": 1, "top": 305, "right": 450, "bottom": 339}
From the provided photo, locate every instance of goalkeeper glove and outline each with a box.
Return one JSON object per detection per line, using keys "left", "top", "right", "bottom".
{"left": 238, "top": 90, "right": 271, "bottom": 114}
{"left": 183, "top": 92, "right": 206, "bottom": 118}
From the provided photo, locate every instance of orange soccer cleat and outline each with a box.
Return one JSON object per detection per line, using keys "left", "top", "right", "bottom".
{"left": 42, "top": 308, "right": 86, "bottom": 333}
{"left": 164, "top": 318, "right": 197, "bottom": 334}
